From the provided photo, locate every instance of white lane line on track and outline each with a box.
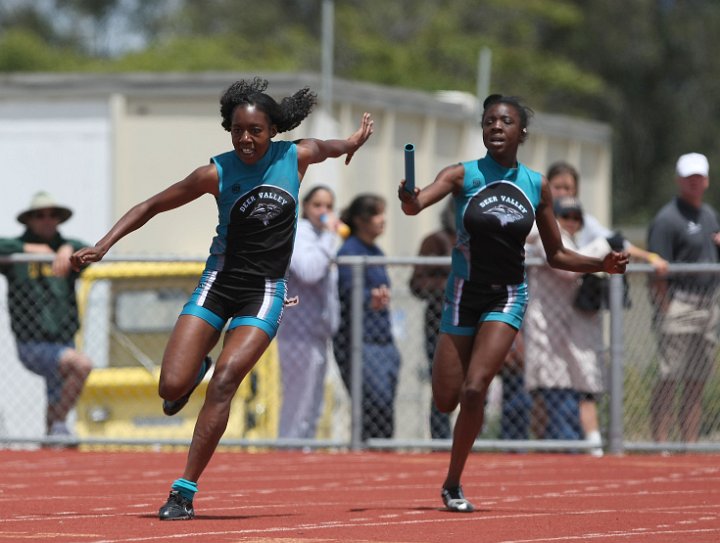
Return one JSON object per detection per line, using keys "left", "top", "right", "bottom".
{"left": 492, "top": 528, "right": 720, "bottom": 543}
{"left": 5, "top": 505, "right": 718, "bottom": 542}
{"left": 83, "top": 520, "right": 720, "bottom": 543}
{"left": 2, "top": 499, "right": 719, "bottom": 524}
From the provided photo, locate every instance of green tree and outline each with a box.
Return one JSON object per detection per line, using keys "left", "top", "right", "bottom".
{"left": 0, "top": 29, "right": 84, "bottom": 71}
{"left": 541, "top": 0, "right": 720, "bottom": 222}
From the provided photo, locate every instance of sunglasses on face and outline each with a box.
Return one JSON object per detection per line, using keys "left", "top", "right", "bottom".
{"left": 30, "top": 210, "right": 60, "bottom": 220}
{"left": 559, "top": 213, "right": 582, "bottom": 222}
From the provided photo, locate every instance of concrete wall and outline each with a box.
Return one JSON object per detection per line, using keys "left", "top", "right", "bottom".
{"left": 0, "top": 96, "right": 112, "bottom": 246}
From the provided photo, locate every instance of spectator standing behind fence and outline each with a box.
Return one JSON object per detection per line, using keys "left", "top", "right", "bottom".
{"left": 276, "top": 185, "right": 342, "bottom": 439}
{"left": 409, "top": 199, "right": 455, "bottom": 439}
{"left": 545, "top": 161, "right": 668, "bottom": 272}
{"left": 70, "top": 77, "right": 374, "bottom": 520}
{"left": 525, "top": 163, "right": 667, "bottom": 445}
{"left": 524, "top": 196, "right": 608, "bottom": 455}
{"left": 398, "top": 94, "right": 629, "bottom": 513}
{"left": 647, "top": 152, "right": 720, "bottom": 443}
{"left": 0, "top": 192, "right": 93, "bottom": 438}
{"left": 333, "top": 194, "right": 401, "bottom": 441}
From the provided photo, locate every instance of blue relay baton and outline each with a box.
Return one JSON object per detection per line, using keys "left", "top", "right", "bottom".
{"left": 404, "top": 143, "right": 415, "bottom": 193}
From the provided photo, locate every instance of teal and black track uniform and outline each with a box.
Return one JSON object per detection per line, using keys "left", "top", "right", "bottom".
{"left": 181, "top": 140, "right": 300, "bottom": 339}
{"left": 441, "top": 153, "right": 542, "bottom": 334}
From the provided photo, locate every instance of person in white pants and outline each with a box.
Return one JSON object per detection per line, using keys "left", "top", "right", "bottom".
{"left": 277, "top": 185, "right": 342, "bottom": 439}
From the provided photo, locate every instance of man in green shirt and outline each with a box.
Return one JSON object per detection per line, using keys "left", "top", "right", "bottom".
{"left": 0, "top": 192, "right": 93, "bottom": 437}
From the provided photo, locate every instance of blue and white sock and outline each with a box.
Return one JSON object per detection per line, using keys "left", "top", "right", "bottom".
{"left": 171, "top": 478, "right": 198, "bottom": 501}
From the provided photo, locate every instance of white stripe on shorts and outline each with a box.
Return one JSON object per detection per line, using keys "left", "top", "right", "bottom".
{"left": 197, "top": 270, "right": 218, "bottom": 306}
{"left": 452, "top": 276, "right": 464, "bottom": 326}
{"left": 503, "top": 284, "right": 518, "bottom": 313}
{"left": 258, "top": 279, "right": 275, "bottom": 320}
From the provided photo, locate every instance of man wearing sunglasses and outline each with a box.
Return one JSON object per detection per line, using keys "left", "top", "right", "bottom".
{"left": 0, "top": 192, "right": 92, "bottom": 440}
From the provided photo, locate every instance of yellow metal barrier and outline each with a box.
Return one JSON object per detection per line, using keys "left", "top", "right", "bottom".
{"left": 75, "top": 261, "right": 279, "bottom": 442}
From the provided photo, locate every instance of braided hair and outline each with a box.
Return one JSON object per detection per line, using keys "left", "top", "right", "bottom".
{"left": 220, "top": 77, "right": 317, "bottom": 133}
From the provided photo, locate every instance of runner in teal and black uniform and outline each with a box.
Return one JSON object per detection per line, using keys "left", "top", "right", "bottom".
{"left": 398, "top": 94, "right": 628, "bottom": 513}
{"left": 444, "top": 155, "right": 543, "bottom": 334}
{"left": 71, "top": 77, "right": 373, "bottom": 521}
{"left": 181, "top": 138, "right": 302, "bottom": 339}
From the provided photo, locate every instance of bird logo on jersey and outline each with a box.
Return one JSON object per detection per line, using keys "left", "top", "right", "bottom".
{"left": 233, "top": 186, "right": 292, "bottom": 226}
{"left": 223, "top": 184, "right": 297, "bottom": 277}
{"left": 249, "top": 201, "right": 284, "bottom": 226}
{"left": 464, "top": 180, "right": 534, "bottom": 246}
{"left": 484, "top": 203, "right": 524, "bottom": 226}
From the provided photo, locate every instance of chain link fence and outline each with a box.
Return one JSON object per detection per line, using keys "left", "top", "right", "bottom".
{"left": 1, "top": 254, "right": 719, "bottom": 453}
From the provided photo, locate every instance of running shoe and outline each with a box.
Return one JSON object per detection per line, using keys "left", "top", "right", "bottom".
{"left": 163, "top": 356, "right": 212, "bottom": 416}
{"left": 158, "top": 490, "right": 194, "bottom": 520}
{"left": 441, "top": 485, "right": 475, "bottom": 512}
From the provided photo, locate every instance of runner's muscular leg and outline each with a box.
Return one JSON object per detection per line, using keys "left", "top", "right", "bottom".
{"left": 183, "top": 325, "right": 271, "bottom": 482}
{"left": 464, "top": 322, "right": 518, "bottom": 406}
{"left": 444, "top": 321, "right": 517, "bottom": 489}
{"left": 432, "top": 333, "right": 474, "bottom": 413}
{"left": 159, "top": 315, "right": 221, "bottom": 402}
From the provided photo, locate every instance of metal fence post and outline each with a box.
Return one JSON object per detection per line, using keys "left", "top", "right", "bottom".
{"left": 350, "top": 259, "right": 365, "bottom": 450}
{"left": 608, "top": 273, "right": 625, "bottom": 454}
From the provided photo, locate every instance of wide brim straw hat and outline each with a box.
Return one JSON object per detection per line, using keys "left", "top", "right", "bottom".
{"left": 16, "top": 191, "right": 73, "bottom": 225}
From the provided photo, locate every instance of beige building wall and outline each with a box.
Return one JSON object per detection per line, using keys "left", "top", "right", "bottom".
{"left": 1, "top": 72, "right": 611, "bottom": 258}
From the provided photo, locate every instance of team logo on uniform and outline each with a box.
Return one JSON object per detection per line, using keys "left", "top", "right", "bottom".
{"left": 233, "top": 185, "right": 293, "bottom": 227}
{"left": 249, "top": 201, "right": 284, "bottom": 226}
{"left": 467, "top": 180, "right": 532, "bottom": 233}
{"left": 484, "top": 203, "right": 524, "bottom": 226}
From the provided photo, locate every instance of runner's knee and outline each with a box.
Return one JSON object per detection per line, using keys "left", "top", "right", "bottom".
{"left": 460, "top": 383, "right": 487, "bottom": 411}
{"left": 158, "top": 372, "right": 189, "bottom": 401}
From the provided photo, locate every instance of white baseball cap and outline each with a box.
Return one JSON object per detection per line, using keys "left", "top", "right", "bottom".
{"left": 676, "top": 152, "right": 709, "bottom": 178}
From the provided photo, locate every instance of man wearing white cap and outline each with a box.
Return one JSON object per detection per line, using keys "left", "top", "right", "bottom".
{"left": 647, "top": 153, "right": 720, "bottom": 443}
{"left": 0, "top": 192, "right": 93, "bottom": 439}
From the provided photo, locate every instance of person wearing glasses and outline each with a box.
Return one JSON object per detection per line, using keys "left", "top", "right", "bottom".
{"left": 543, "top": 161, "right": 668, "bottom": 272}
{"left": 0, "top": 192, "right": 93, "bottom": 439}
{"left": 524, "top": 196, "right": 610, "bottom": 455}
{"left": 523, "top": 163, "right": 667, "bottom": 452}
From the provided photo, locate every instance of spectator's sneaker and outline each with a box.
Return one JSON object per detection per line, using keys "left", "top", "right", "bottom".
{"left": 441, "top": 485, "right": 475, "bottom": 513}
{"left": 585, "top": 430, "right": 604, "bottom": 457}
{"left": 49, "top": 421, "right": 72, "bottom": 436}
{"left": 158, "top": 490, "right": 194, "bottom": 520}
{"left": 45, "top": 421, "right": 78, "bottom": 449}
{"left": 163, "top": 356, "right": 212, "bottom": 416}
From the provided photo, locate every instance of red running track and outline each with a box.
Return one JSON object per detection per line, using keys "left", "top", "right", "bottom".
{"left": 1, "top": 448, "right": 719, "bottom": 542}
